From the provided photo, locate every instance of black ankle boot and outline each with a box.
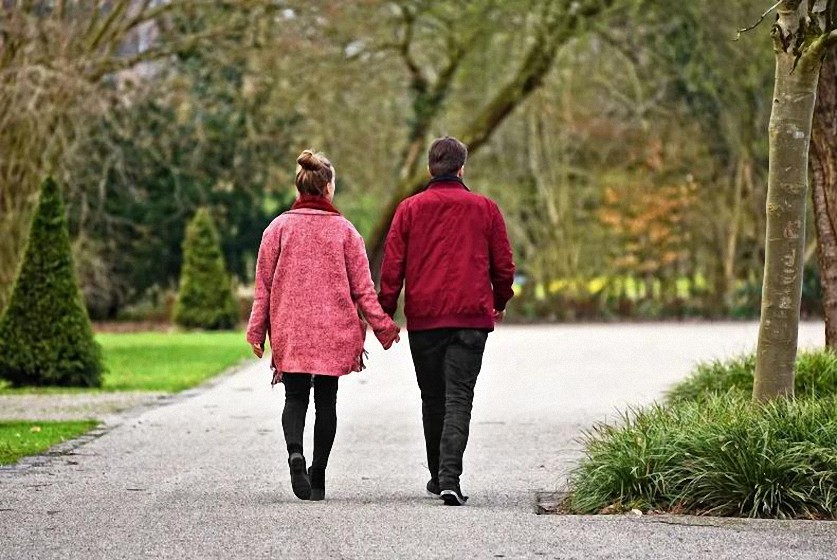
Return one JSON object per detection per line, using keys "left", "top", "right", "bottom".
{"left": 288, "top": 452, "right": 311, "bottom": 500}
{"left": 309, "top": 467, "right": 325, "bottom": 501}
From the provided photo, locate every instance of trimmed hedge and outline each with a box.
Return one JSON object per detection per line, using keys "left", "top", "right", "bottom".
{"left": 0, "top": 178, "right": 103, "bottom": 387}
{"left": 173, "top": 208, "right": 238, "bottom": 330}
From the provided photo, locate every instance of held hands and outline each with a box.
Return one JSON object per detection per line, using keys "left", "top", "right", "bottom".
{"left": 382, "top": 326, "right": 401, "bottom": 350}
{"left": 251, "top": 343, "right": 264, "bottom": 359}
{"left": 493, "top": 309, "right": 506, "bottom": 323}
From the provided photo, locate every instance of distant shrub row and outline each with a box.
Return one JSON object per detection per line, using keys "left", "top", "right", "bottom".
{"left": 0, "top": 179, "right": 238, "bottom": 388}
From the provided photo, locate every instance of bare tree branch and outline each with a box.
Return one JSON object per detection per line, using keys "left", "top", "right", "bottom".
{"left": 735, "top": 0, "right": 782, "bottom": 40}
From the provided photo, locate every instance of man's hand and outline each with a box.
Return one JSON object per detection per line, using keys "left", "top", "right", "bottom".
{"left": 493, "top": 309, "right": 506, "bottom": 323}
{"left": 251, "top": 343, "right": 264, "bottom": 358}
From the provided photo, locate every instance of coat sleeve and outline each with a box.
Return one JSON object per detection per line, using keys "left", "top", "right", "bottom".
{"left": 378, "top": 204, "right": 408, "bottom": 318}
{"left": 345, "top": 227, "right": 400, "bottom": 347}
{"left": 246, "top": 225, "right": 281, "bottom": 345}
{"left": 488, "top": 202, "right": 516, "bottom": 311}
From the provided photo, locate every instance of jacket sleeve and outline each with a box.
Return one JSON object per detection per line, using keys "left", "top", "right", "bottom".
{"left": 378, "top": 204, "right": 408, "bottom": 318}
{"left": 488, "top": 202, "right": 516, "bottom": 311}
{"left": 345, "top": 227, "right": 400, "bottom": 346}
{"left": 246, "top": 226, "right": 281, "bottom": 345}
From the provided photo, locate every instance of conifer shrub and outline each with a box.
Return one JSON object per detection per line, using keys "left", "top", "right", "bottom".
{"left": 0, "top": 178, "right": 103, "bottom": 387}
{"left": 173, "top": 208, "right": 239, "bottom": 330}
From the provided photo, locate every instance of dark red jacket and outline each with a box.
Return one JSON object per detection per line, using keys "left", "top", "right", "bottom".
{"left": 378, "top": 177, "right": 516, "bottom": 331}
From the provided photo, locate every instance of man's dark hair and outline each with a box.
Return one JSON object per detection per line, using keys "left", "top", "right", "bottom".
{"left": 428, "top": 136, "right": 468, "bottom": 177}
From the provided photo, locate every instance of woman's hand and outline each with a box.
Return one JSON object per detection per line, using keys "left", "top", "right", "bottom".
{"left": 251, "top": 343, "right": 264, "bottom": 358}
{"left": 382, "top": 328, "right": 401, "bottom": 350}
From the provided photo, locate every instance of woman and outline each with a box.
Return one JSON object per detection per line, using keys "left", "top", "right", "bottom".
{"left": 246, "top": 149, "right": 400, "bottom": 501}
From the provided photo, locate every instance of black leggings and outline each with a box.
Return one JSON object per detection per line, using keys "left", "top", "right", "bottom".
{"left": 281, "top": 373, "right": 339, "bottom": 470}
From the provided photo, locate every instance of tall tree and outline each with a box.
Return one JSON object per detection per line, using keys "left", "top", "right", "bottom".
{"left": 362, "top": 0, "right": 617, "bottom": 273}
{"left": 754, "top": 0, "right": 837, "bottom": 401}
{"left": 812, "top": 50, "right": 837, "bottom": 347}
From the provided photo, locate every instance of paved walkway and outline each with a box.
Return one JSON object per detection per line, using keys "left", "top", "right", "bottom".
{"left": 1, "top": 323, "right": 835, "bottom": 559}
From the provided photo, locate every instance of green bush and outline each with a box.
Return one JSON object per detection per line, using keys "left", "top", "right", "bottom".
{"left": 667, "top": 349, "right": 837, "bottom": 404}
{"left": 0, "top": 178, "right": 103, "bottom": 387}
{"left": 568, "top": 395, "right": 837, "bottom": 519}
{"left": 173, "top": 208, "right": 238, "bottom": 330}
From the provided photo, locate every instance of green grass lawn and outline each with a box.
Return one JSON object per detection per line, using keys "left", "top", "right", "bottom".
{"left": 0, "top": 420, "right": 99, "bottom": 465}
{"left": 0, "top": 331, "right": 253, "bottom": 394}
{"left": 98, "top": 331, "right": 252, "bottom": 392}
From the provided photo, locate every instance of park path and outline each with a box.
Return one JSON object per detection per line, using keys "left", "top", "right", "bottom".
{"left": 1, "top": 323, "right": 836, "bottom": 560}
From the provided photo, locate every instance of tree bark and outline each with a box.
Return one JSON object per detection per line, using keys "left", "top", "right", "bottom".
{"left": 754, "top": 2, "right": 826, "bottom": 402}
{"left": 811, "top": 50, "right": 837, "bottom": 347}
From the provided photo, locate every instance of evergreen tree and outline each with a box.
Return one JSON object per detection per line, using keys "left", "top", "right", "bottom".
{"left": 0, "top": 178, "right": 103, "bottom": 387}
{"left": 173, "top": 208, "right": 239, "bottom": 330}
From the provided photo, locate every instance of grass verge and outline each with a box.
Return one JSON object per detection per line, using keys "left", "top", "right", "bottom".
{"left": 98, "top": 331, "right": 251, "bottom": 392}
{"left": 666, "top": 349, "right": 837, "bottom": 404}
{"left": 0, "top": 420, "right": 99, "bottom": 465}
{"left": 0, "top": 331, "right": 252, "bottom": 393}
{"left": 567, "top": 394, "right": 837, "bottom": 519}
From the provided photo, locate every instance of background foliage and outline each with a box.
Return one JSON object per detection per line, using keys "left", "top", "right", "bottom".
{"left": 0, "top": 1, "right": 821, "bottom": 321}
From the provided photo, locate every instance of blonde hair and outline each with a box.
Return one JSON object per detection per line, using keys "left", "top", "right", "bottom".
{"left": 295, "top": 149, "right": 334, "bottom": 196}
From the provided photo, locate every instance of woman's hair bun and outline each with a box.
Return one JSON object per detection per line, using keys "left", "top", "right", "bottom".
{"left": 294, "top": 149, "right": 333, "bottom": 195}
{"left": 297, "top": 150, "right": 323, "bottom": 171}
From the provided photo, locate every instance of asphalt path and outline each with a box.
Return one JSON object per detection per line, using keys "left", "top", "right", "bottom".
{"left": 1, "top": 323, "right": 835, "bottom": 559}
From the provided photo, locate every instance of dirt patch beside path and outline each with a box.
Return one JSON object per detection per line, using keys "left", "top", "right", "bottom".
{"left": 0, "top": 392, "right": 167, "bottom": 421}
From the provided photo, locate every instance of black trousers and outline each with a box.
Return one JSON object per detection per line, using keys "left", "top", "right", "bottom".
{"left": 281, "top": 373, "right": 339, "bottom": 470}
{"left": 408, "top": 328, "right": 488, "bottom": 490}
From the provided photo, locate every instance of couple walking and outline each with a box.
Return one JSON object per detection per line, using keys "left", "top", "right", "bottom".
{"left": 246, "top": 137, "right": 515, "bottom": 506}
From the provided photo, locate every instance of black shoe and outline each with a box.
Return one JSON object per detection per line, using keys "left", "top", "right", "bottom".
{"left": 440, "top": 487, "right": 469, "bottom": 506}
{"left": 288, "top": 452, "right": 311, "bottom": 500}
{"left": 426, "top": 479, "right": 441, "bottom": 499}
{"left": 309, "top": 467, "right": 325, "bottom": 501}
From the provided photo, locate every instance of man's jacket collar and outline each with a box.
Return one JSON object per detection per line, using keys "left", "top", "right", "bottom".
{"left": 425, "top": 175, "right": 470, "bottom": 191}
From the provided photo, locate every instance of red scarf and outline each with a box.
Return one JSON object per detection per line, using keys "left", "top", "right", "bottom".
{"left": 291, "top": 194, "right": 341, "bottom": 215}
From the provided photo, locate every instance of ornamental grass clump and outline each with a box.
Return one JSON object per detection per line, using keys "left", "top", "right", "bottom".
{"left": 0, "top": 178, "right": 103, "bottom": 387}
{"left": 567, "top": 395, "right": 837, "bottom": 519}
{"left": 666, "top": 349, "right": 837, "bottom": 404}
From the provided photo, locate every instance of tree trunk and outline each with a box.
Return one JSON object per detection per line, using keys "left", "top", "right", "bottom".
{"left": 753, "top": 4, "right": 824, "bottom": 402}
{"left": 723, "top": 158, "right": 748, "bottom": 309}
{"left": 811, "top": 50, "right": 837, "bottom": 348}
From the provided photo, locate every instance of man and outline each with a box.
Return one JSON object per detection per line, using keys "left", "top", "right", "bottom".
{"left": 378, "top": 136, "right": 516, "bottom": 506}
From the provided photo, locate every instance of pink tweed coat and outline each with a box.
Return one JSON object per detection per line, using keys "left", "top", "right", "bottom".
{"left": 246, "top": 208, "right": 399, "bottom": 383}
